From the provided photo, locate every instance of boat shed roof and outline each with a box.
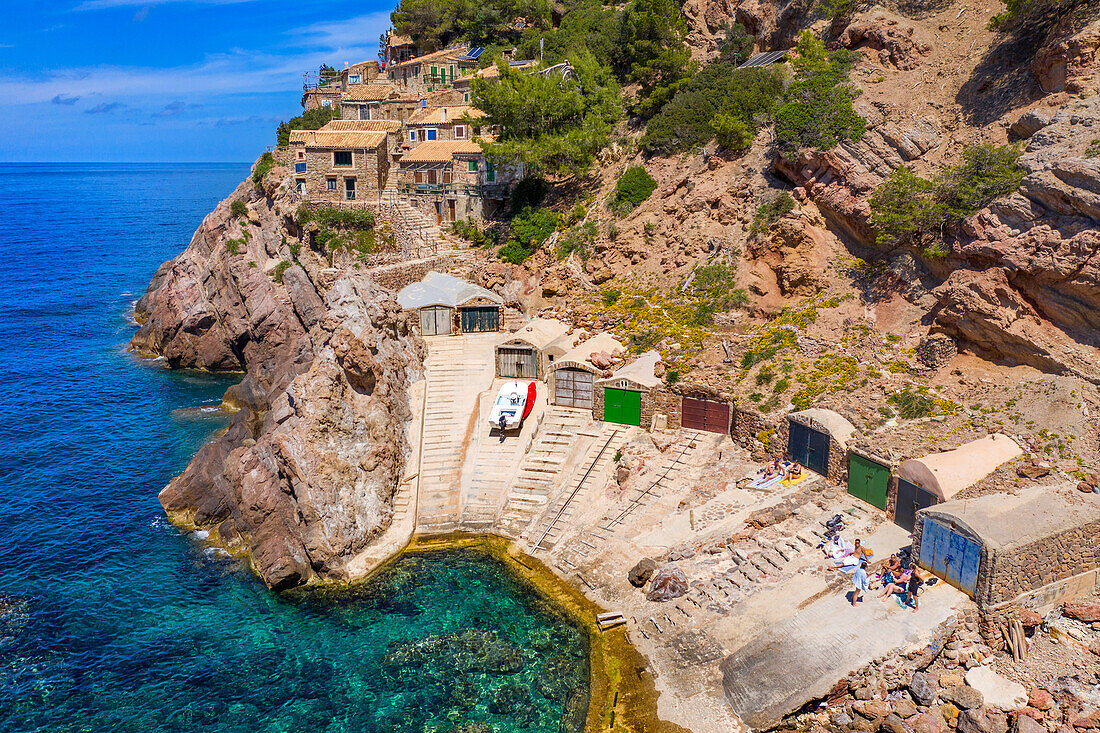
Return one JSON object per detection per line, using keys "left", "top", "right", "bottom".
{"left": 599, "top": 350, "right": 662, "bottom": 389}
{"left": 922, "top": 484, "right": 1100, "bottom": 551}
{"left": 498, "top": 318, "right": 569, "bottom": 351}
{"left": 897, "top": 433, "right": 1023, "bottom": 501}
{"left": 789, "top": 408, "right": 857, "bottom": 451}
{"left": 548, "top": 333, "right": 624, "bottom": 375}
{"left": 396, "top": 271, "right": 503, "bottom": 310}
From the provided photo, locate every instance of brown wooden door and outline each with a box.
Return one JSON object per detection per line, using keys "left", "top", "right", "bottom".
{"left": 682, "top": 397, "right": 730, "bottom": 433}
{"left": 434, "top": 201, "right": 443, "bottom": 224}
{"left": 554, "top": 369, "right": 594, "bottom": 409}
{"left": 447, "top": 199, "right": 456, "bottom": 221}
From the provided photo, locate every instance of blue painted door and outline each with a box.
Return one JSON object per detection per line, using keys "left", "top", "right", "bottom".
{"left": 788, "top": 422, "right": 829, "bottom": 475}
{"left": 919, "top": 519, "right": 981, "bottom": 596}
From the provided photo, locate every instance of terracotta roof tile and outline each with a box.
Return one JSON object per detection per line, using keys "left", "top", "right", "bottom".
{"left": 289, "top": 130, "right": 388, "bottom": 148}
{"left": 400, "top": 140, "right": 483, "bottom": 162}
{"left": 407, "top": 105, "right": 486, "bottom": 125}
{"left": 342, "top": 84, "right": 399, "bottom": 101}
{"left": 321, "top": 119, "right": 403, "bottom": 133}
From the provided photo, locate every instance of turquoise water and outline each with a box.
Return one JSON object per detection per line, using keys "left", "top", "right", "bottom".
{"left": 0, "top": 164, "right": 589, "bottom": 732}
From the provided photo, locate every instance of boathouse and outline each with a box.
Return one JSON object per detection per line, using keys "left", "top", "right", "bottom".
{"left": 595, "top": 351, "right": 664, "bottom": 428}
{"left": 780, "top": 408, "right": 856, "bottom": 482}
{"left": 396, "top": 271, "right": 503, "bottom": 336}
{"left": 494, "top": 318, "right": 568, "bottom": 380}
{"left": 545, "top": 333, "right": 624, "bottom": 411}
{"left": 892, "top": 433, "right": 1022, "bottom": 531}
{"left": 914, "top": 484, "right": 1100, "bottom": 634}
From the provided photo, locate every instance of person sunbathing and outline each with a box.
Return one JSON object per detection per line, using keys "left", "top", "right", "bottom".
{"left": 788, "top": 462, "right": 803, "bottom": 479}
{"left": 879, "top": 567, "right": 911, "bottom": 599}
{"left": 761, "top": 460, "right": 784, "bottom": 479}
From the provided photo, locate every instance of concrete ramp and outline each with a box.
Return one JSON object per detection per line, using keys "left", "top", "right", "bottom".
{"left": 721, "top": 582, "right": 965, "bottom": 729}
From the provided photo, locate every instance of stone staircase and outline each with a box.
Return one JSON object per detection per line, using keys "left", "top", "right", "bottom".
{"left": 414, "top": 334, "right": 499, "bottom": 532}
{"left": 496, "top": 408, "right": 596, "bottom": 538}
{"left": 458, "top": 401, "right": 530, "bottom": 528}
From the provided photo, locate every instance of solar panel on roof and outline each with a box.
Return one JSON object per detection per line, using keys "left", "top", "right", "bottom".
{"left": 467, "top": 47, "right": 484, "bottom": 59}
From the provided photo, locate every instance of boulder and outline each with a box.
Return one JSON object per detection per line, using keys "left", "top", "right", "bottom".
{"left": 944, "top": 685, "right": 985, "bottom": 711}
{"left": 965, "top": 667, "right": 1028, "bottom": 711}
{"left": 882, "top": 713, "right": 913, "bottom": 733}
{"left": 895, "top": 700, "right": 920, "bottom": 719}
{"left": 645, "top": 565, "right": 689, "bottom": 601}
{"left": 941, "top": 674, "right": 965, "bottom": 689}
{"left": 1028, "top": 689, "right": 1054, "bottom": 711}
{"left": 628, "top": 558, "right": 658, "bottom": 588}
{"left": 912, "top": 671, "right": 940, "bottom": 706}
{"left": 958, "top": 708, "right": 1008, "bottom": 733}
{"left": 855, "top": 701, "right": 892, "bottom": 720}
{"left": 911, "top": 712, "right": 949, "bottom": 733}
{"left": 1018, "top": 611, "right": 1044, "bottom": 630}
{"left": 1062, "top": 602, "right": 1100, "bottom": 623}
{"left": 1014, "top": 715, "right": 1045, "bottom": 733}
{"left": 1009, "top": 110, "right": 1051, "bottom": 140}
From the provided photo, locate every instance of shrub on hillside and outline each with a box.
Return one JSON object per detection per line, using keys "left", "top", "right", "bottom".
{"left": 772, "top": 33, "right": 865, "bottom": 154}
{"left": 276, "top": 106, "right": 338, "bottom": 148}
{"left": 497, "top": 206, "right": 560, "bottom": 264}
{"left": 252, "top": 152, "right": 275, "bottom": 184}
{"left": 611, "top": 166, "right": 657, "bottom": 214}
{"left": 297, "top": 205, "right": 375, "bottom": 230}
{"left": 870, "top": 144, "right": 1025, "bottom": 245}
{"left": 230, "top": 200, "right": 248, "bottom": 218}
{"left": 640, "top": 63, "right": 783, "bottom": 154}
{"left": 750, "top": 191, "right": 796, "bottom": 233}
{"left": 718, "top": 22, "right": 755, "bottom": 66}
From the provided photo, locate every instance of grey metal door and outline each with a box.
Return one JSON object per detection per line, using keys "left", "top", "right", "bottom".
{"left": 419, "top": 306, "right": 451, "bottom": 335}
{"left": 554, "top": 369, "right": 593, "bottom": 408}
{"left": 498, "top": 347, "right": 537, "bottom": 378}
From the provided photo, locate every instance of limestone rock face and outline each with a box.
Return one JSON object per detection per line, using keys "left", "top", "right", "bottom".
{"left": 646, "top": 565, "right": 689, "bottom": 601}
{"left": 834, "top": 10, "right": 933, "bottom": 71}
{"left": 1031, "top": 17, "right": 1100, "bottom": 93}
{"left": 964, "top": 667, "right": 1027, "bottom": 712}
{"left": 135, "top": 172, "right": 425, "bottom": 590}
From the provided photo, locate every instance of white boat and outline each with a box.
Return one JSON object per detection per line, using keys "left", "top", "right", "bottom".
{"left": 488, "top": 381, "right": 528, "bottom": 431}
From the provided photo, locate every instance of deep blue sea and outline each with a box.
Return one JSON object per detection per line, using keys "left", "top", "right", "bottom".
{"left": 0, "top": 164, "right": 588, "bottom": 733}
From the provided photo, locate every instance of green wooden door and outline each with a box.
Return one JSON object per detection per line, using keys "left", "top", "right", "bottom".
{"left": 604, "top": 388, "right": 641, "bottom": 426}
{"left": 847, "top": 454, "right": 889, "bottom": 510}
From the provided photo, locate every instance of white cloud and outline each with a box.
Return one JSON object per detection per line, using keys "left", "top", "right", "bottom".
{"left": 288, "top": 11, "right": 391, "bottom": 53}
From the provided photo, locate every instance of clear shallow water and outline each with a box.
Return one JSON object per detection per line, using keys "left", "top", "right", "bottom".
{"left": 0, "top": 164, "right": 589, "bottom": 732}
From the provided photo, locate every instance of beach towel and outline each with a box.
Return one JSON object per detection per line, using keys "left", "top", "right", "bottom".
{"left": 833, "top": 555, "right": 860, "bottom": 574}
{"left": 750, "top": 473, "right": 785, "bottom": 489}
{"left": 895, "top": 594, "right": 915, "bottom": 609}
{"left": 783, "top": 472, "right": 808, "bottom": 486}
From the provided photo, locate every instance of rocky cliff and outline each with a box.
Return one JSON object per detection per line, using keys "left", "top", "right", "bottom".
{"left": 133, "top": 168, "right": 424, "bottom": 590}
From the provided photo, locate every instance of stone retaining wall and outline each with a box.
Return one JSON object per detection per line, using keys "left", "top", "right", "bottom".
{"left": 369, "top": 256, "right": 452, "bottom": 291}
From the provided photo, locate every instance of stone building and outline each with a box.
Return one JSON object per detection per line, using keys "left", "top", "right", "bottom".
{"left": 494, "top": 318, "right": 569, "bottom": 380}
{"left": 340, "top": 60, "right": 381, "bottom": 87}
{"left": 545, "top": 334, "right": 623, "bottom": 411}
{"left": 396, "top": 271, "right": 504, "bottom": 335}
{"left": 891, "top": 434, "right": 1023, "bottom": 531}
{"left": 913, "top": 484, "right": 1100, "bottom": 639}
{"left": 404, "top": 105, "right": 486, "bottom": 148}
{"left": 594, "top": 351, "right": 666, "bottom": 429}
{"left": 383, "top": 31, "right": 418, "bottom": 68}
{"left": 395, "top": 140, "right": 520, "bottom": 224}
{"left": 338, "top": 84, "right": 402, "bottom": 121}
{"left": 657, "top": 382, "right": 734, "bottom": 434}
{"left": 778, "top": 408, "right": 857, "bottom": 483}
{"left": 316, "top": 120, "right": 404, "bottom": 164}
{"left": 385, "top": 46, "right": 478, "bottom": 92}
{"left": 302, "top": 83, "right": 343, "bottom": 111}
{"left": 288, "top": 128, "right": 389, "bottom": 204}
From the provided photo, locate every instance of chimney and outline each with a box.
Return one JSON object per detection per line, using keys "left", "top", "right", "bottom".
{"left": 344, "top": 61, "right": 349, "bottom": 69}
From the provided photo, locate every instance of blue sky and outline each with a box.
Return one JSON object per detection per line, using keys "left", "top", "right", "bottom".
{"left": 0, "top": 1, "right": 394, "bottom": 162}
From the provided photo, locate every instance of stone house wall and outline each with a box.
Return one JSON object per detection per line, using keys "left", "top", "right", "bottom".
{"left": 731, "top": 406, "right": 779, "bottom": 456}
{"left": 369, "top": 255, "right": 453, "bottom": 291}
{"left": 783, "top": 413, "right": 848, "bottom": 483}
{"left": 291, "top": 143, "right": 388, "bottom": 204}
{"left": 914, "top": 512, "right": 1100, "bottom": 644}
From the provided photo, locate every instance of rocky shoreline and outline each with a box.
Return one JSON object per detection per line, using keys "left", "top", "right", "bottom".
{"left": 132, "top": 167, "right": 424, "bottom": 590}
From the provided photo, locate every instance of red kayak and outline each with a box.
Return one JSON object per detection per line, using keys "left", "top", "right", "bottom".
{"left": 522, "top": 382, "right": 536, "bottom": 421}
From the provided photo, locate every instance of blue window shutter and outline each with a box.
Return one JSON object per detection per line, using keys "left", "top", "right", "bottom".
{"left": 294, "top": 162, "right": 307, "bottom": 174}
{"left": 410, "top": 131, "right": 415, "bottom": 141}
{"left": 427, "top": 129, "right": 437, "bottom": 140}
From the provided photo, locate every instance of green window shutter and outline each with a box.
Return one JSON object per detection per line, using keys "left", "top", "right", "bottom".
{"left": 467, "top": 160, "right": 478, "bottom": 172}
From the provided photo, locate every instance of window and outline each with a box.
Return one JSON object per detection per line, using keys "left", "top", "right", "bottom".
{"left": 414, "top": 66, "right": 420, "bottom": 76}
{"left": 334, "top": 150, "right": 352, "bottom": 167}
{"left": 295, "top": 179, "right": 304, "bottom": 193}
{"left": 349, "top": 74, "right": 361, "bottom": 84}
{"left": 409, "top": 131, "right": 416, "bottom": 142}
{"left": 442, "top": 170, "right": 452, "bottom": 184}
{"left": 327, "top": 178, "right": 337, "bottom": 191}
{"left": 414, "top": 171, "right": 424, "bottom": 184}
{"left": 321, "top": 99, "right": 332, "bottom": 108}
{"left": 454, "top": 125, "right": 466, "bottom": 139}
{"left": 420, "top": 99, "right": 428, "bottom": 108}
{"left": 430, "top": 66, "right": 437, "bottom": 76}
{"left": 427, "top": 170, "right": 438, "bottom": 185}
{"left": 344, "top": 178, "right": 356, "bottom": 200}
{"left": 463, "top": 92, "right": 469, "bottom": 102}
{"left": 296, "top": 150, "right": 304, "bottom": 160}
{"left": 389, "top": 71, "right": 394, "bottom": 79}
{"left": 467, "top": 160, "right": 478, "bottom": 172}
{"left": 486, "top": 161, "right": 495, "bottom": 183}
{"left": 426, "top": 129, "right": 437, "bottom": 141}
